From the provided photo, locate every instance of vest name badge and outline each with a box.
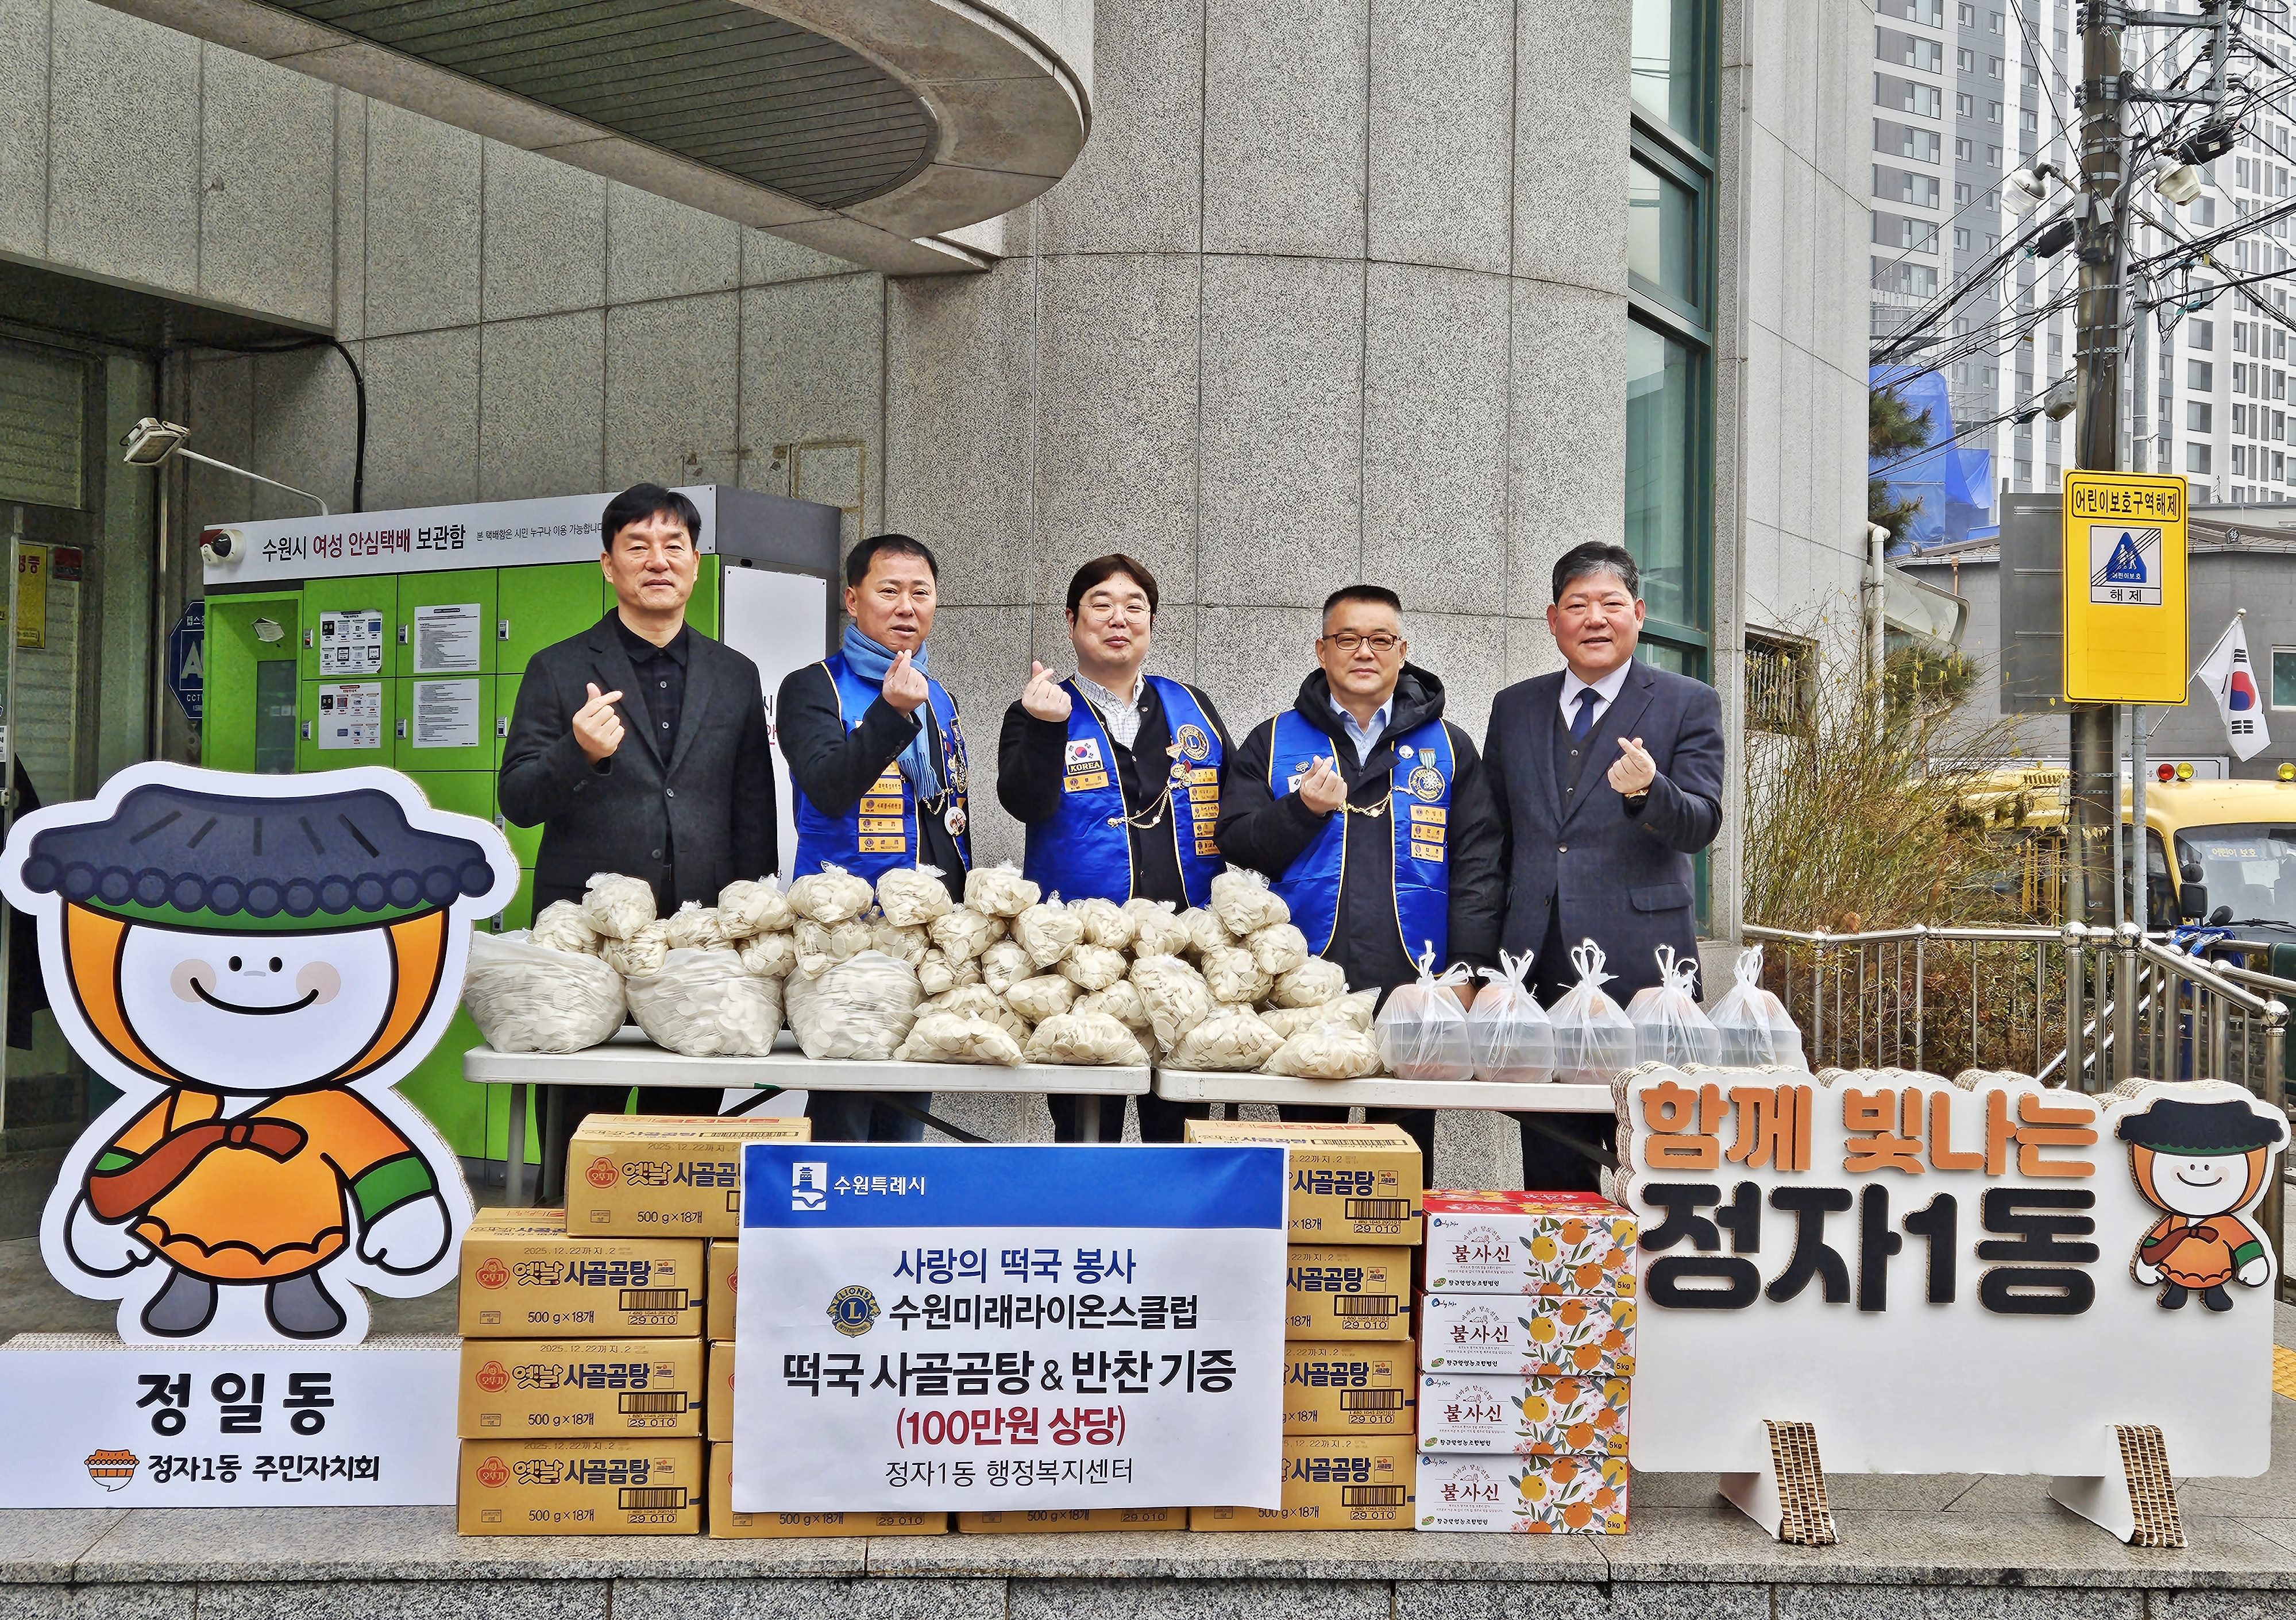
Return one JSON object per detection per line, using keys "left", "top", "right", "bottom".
{"left": 1064, "top": 737, "right": 1110, "bottom": 794}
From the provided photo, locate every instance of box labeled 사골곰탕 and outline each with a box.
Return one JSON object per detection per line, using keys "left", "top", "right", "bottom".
{"left": 1421, "top": 1190, "right": 1637, "bottom": 1295}
{"left": 457, "top": 1437, "right": 702, "bottom": 1534}
{"left": 566, "top": 1114, "right": 812, "bottom": 1238}
{"left": 1415, "top": 1370, "right": 1629, "bottom": 1456}
{"left": 458, "top": 1336, "right": 704, "bottom": 1437}
{"left": 708, "top": 1445, "right": 948, "bottom": 1538}
{"left": 1286, "top": 1246, "right": 1411, "bottom": 1340}
{"left": 1414, "top": 1452, "right": 1628, "bottom": 1533}
{"left": 1283, "top": 1340, "right": 1418, "bottom": 1435}
{"left": 457, "top": 1211, "right": 704, "bottom": 1338}
{"left": 1190, "top": 1435, "right": 1415, "bottom": 1530}
{"left": 1184, "top": 1119, "right": 1423, "bottom": 1244}
{"left": 707, "top": 1337, "right": 733, "bottom": 1443}
{"left": 1417, "top": 1292, "right": 1635, "bottom": 1378}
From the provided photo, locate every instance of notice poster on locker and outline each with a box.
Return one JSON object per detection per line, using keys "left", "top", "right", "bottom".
{"left": 316, "top": 682, "right": 383, "bottom": 749}
{"left": 414, "top": 681, "right": 481, "bottom": 750}
{"left": 318, "top": 610, "right": 386, "bottom": 676}
{"left": 413, "top": 604, "right": 483, "bottom": 674}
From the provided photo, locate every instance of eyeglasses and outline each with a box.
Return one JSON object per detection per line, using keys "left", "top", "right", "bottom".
{"left": 1321, "top": 632, "right": 1402, "bottom": 653}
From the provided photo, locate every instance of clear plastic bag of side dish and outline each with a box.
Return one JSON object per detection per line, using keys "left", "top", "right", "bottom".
{"left": 1467, "top": 949, "right": 1555, "bottom": 1084}
{"left": 1707, "top": 944, "right": 1808, "bottom": 1070}
{"left": 1373, "top": 946, "right": 1475, "bottom": 1082}
{"left": 1627, "top": 944, "right": 1722, "bottom": 1069}
{"left": 1547, "top": 940, "right": 1638, "bottom": 1085}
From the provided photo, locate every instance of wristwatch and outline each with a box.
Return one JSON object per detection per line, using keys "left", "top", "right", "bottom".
{"left": 1622, "top": 788, "right": 1650, "bottom": 814}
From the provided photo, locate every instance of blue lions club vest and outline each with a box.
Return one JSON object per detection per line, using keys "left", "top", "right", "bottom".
{"left": 791, "top": 653, "right": 971, "bottom": 887}
{"left": 1266, "top": 710, "right": 1454, "bottom": 965}
{"left": 1022, "top": 675, "right": 1225, "bottom": 908}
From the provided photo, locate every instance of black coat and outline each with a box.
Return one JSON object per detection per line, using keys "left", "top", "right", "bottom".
{"left": 1484, "top": 660, "right": 1723, "bottom": 1000}
{"left": 1215, "top": 666, "right": 1503, "bottom": 995}
{"left": 499, "top": 613, "right": 778, "bottom": 914}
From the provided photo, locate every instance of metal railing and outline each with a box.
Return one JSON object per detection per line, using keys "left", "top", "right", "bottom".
{"left": 1745, "top": 919, "right": 2293, "bottom": 1301}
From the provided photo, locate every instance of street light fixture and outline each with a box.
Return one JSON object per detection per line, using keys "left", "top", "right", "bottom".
{"left": 117, "top": 417, "right": 330, "bottom": 516}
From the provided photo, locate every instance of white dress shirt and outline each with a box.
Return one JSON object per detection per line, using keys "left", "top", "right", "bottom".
{"left": 1559, "top": 662, "right": 1633, "bottom": 734}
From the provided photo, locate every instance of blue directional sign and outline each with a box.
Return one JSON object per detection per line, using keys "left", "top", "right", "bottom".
{"left": 167, "top": 600, "right": 204, "bottom": 722}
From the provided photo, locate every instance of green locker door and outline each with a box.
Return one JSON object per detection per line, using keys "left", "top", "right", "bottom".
{"left": 499, "top": 562, "right": 609, "bottom": 671}
{"left": 298, "top": 576, "right": 394, "bottom": 684}
{"left": 395, "top": 676, "right": 496, "bottom": 773}
{"left": 406, "top": 769, "right": 493, "bottom": 821}
{"left": 687, "top": 556, "right": 720, "bottom": 639}
{"left": 296, "top": 678, "right": 398, "bottom": 772}
{"left": 395, "top": 569, "right": 499, "bottom": 679}
{"left": 203, "top": 593, "right": 302, "bottom": 774}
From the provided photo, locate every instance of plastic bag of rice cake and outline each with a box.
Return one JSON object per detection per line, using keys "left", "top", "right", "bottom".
{"left": 794, "top": 915, "right": 874, "bottom": 977}
{"left": 1199, "top": 945, "right": 1274, "bottom": 1006}
{"left": 895, "top": 1010, "right": 1024, "bottom": 1067}
{"left": 980, "top": 939, "right": 1033, "bottom": 996}
{"left": 1271, "top": 957, "right": 1347, "bottom": 1008}
{"left": 929, "top": 906, "right": 1002, "bottom": 962}
{"left": 718, "top": 878, "right": 794, "bottom": 937}
{"left": 580, "top": 872, "right": 656, "bottom": 940}
{"left": 1058, "top": 943, "right": 1129, "bottom": 993}
{"left": 1129, "top": 953, "right": 1213, "bottom": 1051}
{"left": 1075, "top": 980, "right": 1151, "bottom": 1032}
{"left": 783, "top": 950, "right": 923, "bottom": 1060}
{"left": 926, "top": 983, "right": 1031, "bottom": 1045}
{"left": 601, "top": 921, "right": 670, "bottom": 978}
{"left": 736, "top": 929, "right": 797, "bottom": 980}
{"left": 1263, "top": 1019, "right": 1382, "bottom": 1080}
{"left": 1006, "top": 973, "right": 1079, "bottom": 1024}
{"left": 464, "top": 931, "right": 626, "bottom": 1053}
{"left": 877, "top": 864, "right": 954, "bottom": 928}
{"left": 624, "top": 949, "right": 783, "bottom": 1057}
{"left": 1261, "top": 991, "right": 1376, "bottom": 1039}
{"left": 1122, "top": 899, "right": 1191, "bottom": 958}
{"left": 916, "top": 948, "right": 981, "bottom": 996}
{"left": 1012, "top": 895, "right": 1084, "bottom": 969}
{"left": 1210, "top": 865, "right": 1289, "bottom": 935}
{"left": 1167, "top": 1004, "right": 1283, "bottom": 1072}
{"left": 871, "top": 919, "right": 932, "bottom": 966}
{"left": 788, "top": 863, "right": 875, "bottom": 925}
{"left": 1071, "top": 896, "right": 1136, "bottom": 952}
{"left": 663, "top": 902, "right": 734, "bottom": 953}
{"left": 1247, "top": 922, "right": 1309, "bottom": 977}
{"left": 1182, "top": 907, "right": 1236, "bottom": 958}
{"left": 1024, "top": 1011, "right": 1149, "bottom": 1068}
{"left": 964, "top": 863, "right": 1040, "bottom": 919}
{"left": 529, "top": 900, "right": 601, "bottom": 956}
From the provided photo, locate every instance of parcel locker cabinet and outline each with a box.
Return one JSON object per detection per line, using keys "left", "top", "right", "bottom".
{"left": 298, "top": 575, "right": 395, "bottom": 683}
{"left": 497, "top": 562, "right": 612, "bottom": 670}
{"left": 296, "top": 678, "right": 398, "bottom": 772}
{"left": 395, "top": 676, "right": 496, "bottom": 773}
{"left": 395, "top": 569, "right": 498, "bottom": 679}
{"left": 202, "top": 592, "right": 301, "bottom": 775}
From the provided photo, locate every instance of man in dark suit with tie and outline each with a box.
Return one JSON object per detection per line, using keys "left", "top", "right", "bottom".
{"left": 499, "top": 482, "right": 778, "bottom": 1189}
{"left": 1484, "top": 542, "right": 1724, "bottom": 1190}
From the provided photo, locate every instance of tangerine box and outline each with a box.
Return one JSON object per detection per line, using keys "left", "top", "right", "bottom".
{"left": 458, "top": 1210, "right": 704, "bottom": 1338}
{"left": 1421, "top": 1190, "right": 1637, "bottom": 1296}
{"left": 1286, "top": 1246, "right": 1411, "bottom": 1340}
{"left": 1414, "top": 1452, "right": 1628, "bottom": 1534}
{"left": 708, "top": 1445, "right": 948, "bottom": 1538}
{"left": 955, "top": 1508, "right": 1185, "bottom": 1533}
{"left": 1283, "top": 1341, "right": 1418, "bottom": 1435}
{"left": 1184, "top": 1120, "right": 1423, "bottom": 1243}
{"left": 708, "top": 1238, "right": 739, "bottom": 1341}
{"left": 708, "top": 1337, "right": 734, "bottom": 1444}
{"left": 458, "top": 1437, "right": 702, "bottom": 1535}
{"left": 1190, "top": 1436, "right": 1415, "bottom": 1531}
{"left": 1415, "top": 1371, "right": 1629, "bottom": 1456}
{"left": 1417, "top": 1293, "right": 1635, "bottom": 1378}
{"left": 459, "top": 1337, "right": 705, "bottom": 1437}
{"left": 567, "top": 1114, "right": 812, "bottom": 1238}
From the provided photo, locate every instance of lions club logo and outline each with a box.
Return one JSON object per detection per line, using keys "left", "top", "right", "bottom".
{"left": 1407, "top": 764, "right": 1445, "bottom": 802}
{"left": 828, "top": 1283, "right": 881, "bottom": 1337}
{"left": 476, "top": 1360, "right": 510, "bottom": 1393}
{"left": 1175, "top": 723, "right": 1211, "bottom": 761}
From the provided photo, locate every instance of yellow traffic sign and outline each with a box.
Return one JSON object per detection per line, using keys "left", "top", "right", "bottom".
{"left": 2060, "top": 470, "right": 2188, "bottom": 704}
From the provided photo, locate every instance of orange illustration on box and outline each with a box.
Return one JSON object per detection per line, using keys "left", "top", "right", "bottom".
{"left": 2115, "top": 1091, "right": 2288, "bottom": 1312}
{"left": 1, "top": 764, "right": 516, "bottom": 1344}
{"left": 1422, "top": 1190, "right": 1637, "bottom": 1296}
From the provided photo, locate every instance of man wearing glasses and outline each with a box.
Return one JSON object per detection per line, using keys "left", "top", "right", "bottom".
{"left": 999, "top": 554, "right": 1233, "bottom": 1142}
{"left": 1217, "top": 585, "right": 1504, "bottom": 1167}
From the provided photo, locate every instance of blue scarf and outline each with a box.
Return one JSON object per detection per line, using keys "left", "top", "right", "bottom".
{"left": 840, "top": 626, "right": 941, "bottom": 797}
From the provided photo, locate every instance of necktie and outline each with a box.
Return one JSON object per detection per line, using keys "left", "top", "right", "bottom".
{"left": 1570, "top": 688, "right": 1599, "bottom": 742}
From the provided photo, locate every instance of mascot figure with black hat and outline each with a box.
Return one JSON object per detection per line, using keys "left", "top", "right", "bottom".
{"left": 0, "top": 763, "right": 517, "bottom": 1344}
{"left": 2115, "top": 1079, "right": 2290, "bottom": 1313}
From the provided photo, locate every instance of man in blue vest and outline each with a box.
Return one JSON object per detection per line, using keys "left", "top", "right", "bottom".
{"left": 997, "top": 554, "right": 1233, "bottom": 1142}
{"left": 1216, "top": 585, "right": 1504, "bottom": 1170}
{"left": 777, "top": 533, "right": 972, "bottom": 1142}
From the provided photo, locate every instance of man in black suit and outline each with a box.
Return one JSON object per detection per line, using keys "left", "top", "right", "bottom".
{"left": 499, "top": 482, "right": 778, "bottom": 1186}
{"left": 1484, "top": 541, "right": 1724, "bottom": 1190}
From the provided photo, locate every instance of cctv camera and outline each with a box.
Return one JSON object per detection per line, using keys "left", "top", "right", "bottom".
{"left": 199, "top": 527, "right": 244, "bottom": 566}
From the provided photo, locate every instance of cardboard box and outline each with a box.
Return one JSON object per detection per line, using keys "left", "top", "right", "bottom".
{"left": 708, "top": 1239, "right": 739, "bottom": 1341}
{"left": 457, "top": 1438, "right": 701, "bottom": 1534}
{"left": 1416, "top": 1371, "right": 1629, "bottom": 1456}
{"left": 1283, "top": 1341, "right": 1418, "bottom": 1435}
{"left": 566, "top": 1114, "right": 811, "bottom": 1238}
{"left": 1190, "top": 1436, "right": 1415, "bottom": 1531}
{"left": 1286, "top": 1246, "right": 1411, "bottom": 1340}
{"left": 707, "top": 1445, "right": 948, "bottom": 1538}
{"left": 955, "top": 1507, "right": 1186, "bottom": 1533}
{"left": 1421, "top": 1191, "right": 1637, "bottom": 1296}
{"left": 1184, "top": 1120, "right": 1423, "bottom": 1244}
{"left": 1417, "top": 1293, "right": 1635, "bottom": 1378}
{"left": 459, "top": 1337, "right": 704, "bottom": 1437}
{"left": 708, "top": 1339, "right": 734, "bottom": 1444}
{"left": 458, "top": 1213, "right": 704, "bottom": 1338}
{"left": 1414, "top": 1452, "right": 1628, "bottom": 1533}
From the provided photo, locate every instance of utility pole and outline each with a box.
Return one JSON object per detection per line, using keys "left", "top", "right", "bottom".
{"left": 2067, "top": 0, "right": 2127, "bottom": 927}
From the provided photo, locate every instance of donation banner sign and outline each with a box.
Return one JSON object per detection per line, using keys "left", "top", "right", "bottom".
{"left": 0, "top": 1336, "right": 458, "bottom": 1506}
{"left": 1621, "top": 1070, "right": 2285, "bottom": 1476}
{"left": 733, "top": 1145, "right": 1287, "bottom": 1513}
